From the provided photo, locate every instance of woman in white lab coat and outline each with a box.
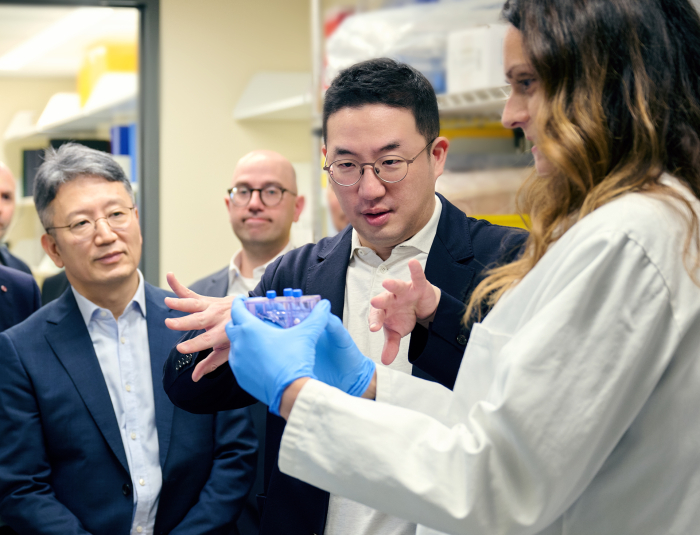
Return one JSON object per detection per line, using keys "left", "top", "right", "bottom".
{"left": 226, "top": 0, "right": 700, "bottom": 533}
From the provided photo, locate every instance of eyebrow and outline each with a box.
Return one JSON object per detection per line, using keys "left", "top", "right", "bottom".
{"left": 64, "top": 200, "right": 130, "bottom": 221}
{"left": 505, "top": 64, "right": 535, "bottom": 81}
{"left": 234, "top": 181, "right": 285, "bottom": 189}
{"left": 333, "top": 141, "right": 402, "bottom": 159}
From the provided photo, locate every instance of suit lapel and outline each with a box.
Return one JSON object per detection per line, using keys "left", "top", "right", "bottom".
{"left": 425, "top": 194, "right": 477, "bottom": 307}
{"left": 145, "top": 284, "right": 179, "bottom": 467}
{"left": 304, "top": 227, "right": 352, "bottom": 320}
{"left": 45, "top": 291, "right": 130, "bottom": 474}
{"left": 210, "top": 267, "right": 229, "bottom": 298}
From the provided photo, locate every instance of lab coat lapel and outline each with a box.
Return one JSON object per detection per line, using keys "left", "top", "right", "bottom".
{"left": 45, "top": 291, "right": 130, "bottom": 474}
{"left": 425, "top": 194, "right": 476, "bottom": 303}
{"left": 304, "top": 227, "right": 353, "bottom": 320}
{"left": 145, "top": 283, "right": 177, "bottom": 467}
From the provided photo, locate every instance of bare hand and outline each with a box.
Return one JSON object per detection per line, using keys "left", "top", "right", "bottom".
{"left": 164, "top": 272, "right": 234, "bottom": 382}
{"left": 368, "top": 260, "right": 440, "bottom": 365}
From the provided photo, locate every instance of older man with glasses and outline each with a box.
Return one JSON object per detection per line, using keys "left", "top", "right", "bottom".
{"left": 0, "top": 143, "right": 257, "bottom": 535}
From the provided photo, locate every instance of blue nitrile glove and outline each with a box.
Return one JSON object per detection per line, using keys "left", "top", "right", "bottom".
{"left": 314, "top": 314, "right": 376, "bottom": 397}
{"left": 226, "top": 297, "right": 331, "bottom": 416}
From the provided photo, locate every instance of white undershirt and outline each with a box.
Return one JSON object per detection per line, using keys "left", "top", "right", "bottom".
{"left": 227, "top": 241, "right": 294, "bottom": 297}
{"left": 324, "top": 196, "right": 442, "bottom": 535}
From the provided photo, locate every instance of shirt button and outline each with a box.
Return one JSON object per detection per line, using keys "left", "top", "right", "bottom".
{"left": 120, "top": 337, "right": 126, "bottom": 344}
{"left": 100, "top": 310, "right": 107, "bottom": 317}
{"left": 125, "top": 384, "right": 132, "bottom": 392}
{"left": 136, "top": 527, "right": 143, "bottom": 533}
{"left": 378, "top": 265, "right": 387, "bottom": 274}
{"left": 130, "top": 432, "right": 136, "bottom": 440}
{"left": 457, "top": 334, "right": 468, "bottom": 345}
{"left": 139, "top": 478, "right": 145, "bottom": 486}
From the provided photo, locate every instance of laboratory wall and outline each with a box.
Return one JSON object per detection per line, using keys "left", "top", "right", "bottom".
{"left": 159, "top": 0, "right": 312, "bottom": 287}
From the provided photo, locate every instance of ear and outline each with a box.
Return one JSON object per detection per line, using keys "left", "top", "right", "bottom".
{"left": 322, "top": 145, "right": 327, "bottom": 159}
{"left": 429, "top": 137, "right": 450, "bottom": 181}
{"left": 41, "top": 233, "right": 65, "bottom": 269}
{"left": 133, "top": 206, "right": 143, "bottom": 246}
{"left": 293, "top": 195, "right": 305, "bottom": 223}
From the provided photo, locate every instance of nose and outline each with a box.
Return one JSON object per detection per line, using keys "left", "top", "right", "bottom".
{"left": 247, "top": 190, "right": 265, "bottom": 211}
{"left": 501, "top": 94, "right": 529, "bottom": 130}
{"left": 94, "top": 218, "right": 118, "bottom": 243}
{"left": 357, "top": 165, "right": 386, "bottom": 201}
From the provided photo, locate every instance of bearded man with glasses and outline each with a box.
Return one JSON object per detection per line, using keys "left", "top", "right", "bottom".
{"left": 162, "top": 58, "right": 529, "bottom": 535}
{"left": 0, "top": 143, "right": 257, "bottom": 535}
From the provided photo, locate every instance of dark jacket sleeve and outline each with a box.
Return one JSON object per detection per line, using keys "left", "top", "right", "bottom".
{"left": 408, "top": 228, "right": 528, "bottom": 389}
{"left": 167, "top": 407, "right": 259, "bottom": 534}
{"left": 0, "top": 333, "right": 91, "bottom": 535}
{"left": 163, "top": 330, "right": 258, "bottom": 414}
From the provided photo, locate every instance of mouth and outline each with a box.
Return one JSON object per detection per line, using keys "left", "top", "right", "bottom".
{"left": 95, "top": 251, "right": 124, "bottom": 264}
{"left": 361, "top": 208, "right": 392, "bottom": 227}
{"left": 243, "top": 217, "right": 272, "bottom": 225}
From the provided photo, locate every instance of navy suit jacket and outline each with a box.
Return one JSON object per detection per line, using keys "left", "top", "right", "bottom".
{"left": 0, "top": 246, "right": 32, "bottom": 276}
{"left": 163, "top": 194, "right": 527, "bottom": 535}
{"left": 0, "top": 265, "right": 40, "bottom": 332}
{"left": 0, "top": 283, "right": 257, "bottom": 535}
{"left": 189, "top": 268, "right": 267, "bottom": 535}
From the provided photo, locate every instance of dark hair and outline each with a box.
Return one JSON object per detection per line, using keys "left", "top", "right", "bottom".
{"left": 322, "top": 58, "right": 440, "bottom": 144}
{"left": 34, "top": 142, "right": 133, "bottom": 230}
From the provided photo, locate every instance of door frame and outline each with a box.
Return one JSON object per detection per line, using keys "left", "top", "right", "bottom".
{"left": 1, "top": 0, "right": 161, "bottom": 284}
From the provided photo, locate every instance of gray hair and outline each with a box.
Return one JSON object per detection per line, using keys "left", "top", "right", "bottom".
{"left": 34, "top": 143, "right": 134, "bottom": 230}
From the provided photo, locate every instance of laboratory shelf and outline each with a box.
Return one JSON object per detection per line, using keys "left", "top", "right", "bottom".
{"left": 437, "top": 86, "right": 509, "bottom": 119}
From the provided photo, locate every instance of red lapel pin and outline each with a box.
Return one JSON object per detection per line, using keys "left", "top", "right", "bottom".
{"left": 1, "top": 285, "right": 7, "bottom": 293}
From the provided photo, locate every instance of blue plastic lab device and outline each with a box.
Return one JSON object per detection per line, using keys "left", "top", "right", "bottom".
{"left": 244, "top": 288, "right": 321, "bottom": 328}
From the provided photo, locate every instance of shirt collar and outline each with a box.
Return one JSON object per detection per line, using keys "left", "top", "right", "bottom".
{"left": 72, "top": 270, "right": 147, "bottom": 325}
{"left": 229, "top": 241, "right": 294, "bottom": 282}
{"left": 350, "top": 194, "right": 442, "bottom": 259}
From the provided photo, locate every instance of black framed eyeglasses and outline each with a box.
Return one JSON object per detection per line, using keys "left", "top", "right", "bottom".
{"left": 323, "top": 138, "right": 436, "bottom": 187}
{"left": 45, "top": 206, "right": 135, "bottom": 241}
{"left": 227, "top": 185, "right": 297, "bottom": 207}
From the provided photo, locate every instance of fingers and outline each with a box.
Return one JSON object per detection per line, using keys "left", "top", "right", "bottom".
{"left": 176, "top": 326, "right": 229, "bottom": 355}
{"left": 191, "top": 348, "right": 229, "bottom": 382}
{"left": 167, "top": 272, "right": 200, "bottom": 299}
{"left": 380, "top": 278, "right": 410, "bottom": 296}
{"left": 164, "top": 297, "right": 206, "bottom": 314}
{"left": 380, "top": 327, "right": 401, "bottom": 365}
{"left": 298, "top": 300, "right": 331, "bottom": 342}
{"left": 368, "top": 306, "right": 386, "bottom": 332}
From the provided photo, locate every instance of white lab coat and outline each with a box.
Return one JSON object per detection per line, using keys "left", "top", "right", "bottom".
{"left": 278, "top": 175, "right": 700, "bottom": 535}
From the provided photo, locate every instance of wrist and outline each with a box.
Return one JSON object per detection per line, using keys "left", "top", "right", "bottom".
{"left": 280, "top": 377, "right": 311, "bottom": 420}
{"left": 360, "top": 370, "right": 377, "bottom": 400}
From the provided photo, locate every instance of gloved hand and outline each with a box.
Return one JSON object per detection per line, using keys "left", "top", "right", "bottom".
{"left": 314, "top": 314, "right": 376, "bottom": 397}
{"left": 226, "top": 297, "right": 331, "bottom": 416}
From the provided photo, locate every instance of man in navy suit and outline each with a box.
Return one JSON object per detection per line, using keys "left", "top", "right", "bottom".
{"left": 0, "top": 162, "right": 32, "bottom": 275}
{"left": 163, "top": 59, "right": 527, "bottom": 535}
{"left": 0, "top": 265, "right": 40, "bottom": 332}
{"left": 0, "top": 144, "right": 257, "bottom": 535}
{"left": 189, "top": 150, "right": 305, "bottom": 535}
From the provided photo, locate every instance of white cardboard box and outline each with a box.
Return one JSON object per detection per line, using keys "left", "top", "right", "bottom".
{"left": 447, "top": 24, "right": 509, "bottom": 94}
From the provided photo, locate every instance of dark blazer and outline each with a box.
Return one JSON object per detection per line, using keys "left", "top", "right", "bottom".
{"left": 0, "top": 265, "right": 40, "bottom": 332}
{"left": 0, "top": 246, "right": 32, "bottom": 276}
{"left": 189, "top": 267, "right": 267, "bottom": 535}
{"left": 41, "top": 270, "right": 71, "bottom": 305}
{"left": 0, "top": 283, "right": 258, "bottom": 535}
{"left": 164, "top": 194, "right": 527, "bottom": 535}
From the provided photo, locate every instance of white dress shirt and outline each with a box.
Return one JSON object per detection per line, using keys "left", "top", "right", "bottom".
{"left": 72, "top": 271, "right": 161, "bottom": 535}
{"left": 323, "top": 196, "right": 442, "bottom": 535}
{"left": 280, "top": 176, "right": 700, "bottom": 535}
{"left": 227, "top": 241, "right": 295, "bottom": 297}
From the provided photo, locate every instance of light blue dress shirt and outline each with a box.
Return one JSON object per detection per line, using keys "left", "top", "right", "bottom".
{"left": 72, "top": 271, "right": 161, "bottom": 535}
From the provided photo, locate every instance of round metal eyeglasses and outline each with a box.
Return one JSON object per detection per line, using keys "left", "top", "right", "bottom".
{"left": 227, "top": 185, "right": 297, "bottom": 207}
{"left": 323, "top": 138, "right": 436, "bottom": 187}
{"left": 46, "top": 206, "right": 135, "bottom": 240}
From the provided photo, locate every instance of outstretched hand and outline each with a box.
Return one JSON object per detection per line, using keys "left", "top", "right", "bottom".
{"left": 163, "top": 272, "right": 234, "bottom": 382}
{"left": 368, "top": 259, "right": 441, "bottom": 365}
{"left": 227, "top": 298, "right": 331, "bottom": 415}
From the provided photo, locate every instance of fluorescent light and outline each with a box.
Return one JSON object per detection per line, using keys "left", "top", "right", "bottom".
{"left": 0, "top": 8, "right": 114, "bottom": 71}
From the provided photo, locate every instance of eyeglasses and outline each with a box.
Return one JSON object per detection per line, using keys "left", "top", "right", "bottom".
{"left": 323, "top": 139, "right": 436, "bottom": 187}
{"left": 227, "top": 185, "right": 296, "bottom": 207}
{"left": 46, "top": 206, "right": 135, "bottom": 240}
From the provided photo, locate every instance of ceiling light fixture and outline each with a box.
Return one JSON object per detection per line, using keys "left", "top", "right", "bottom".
{"left": 0, "top": 7, "right": 114, "bottom": 71}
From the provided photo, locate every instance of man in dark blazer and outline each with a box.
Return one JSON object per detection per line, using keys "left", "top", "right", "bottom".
{"left": 162, "top": 59, "right": 527, "bottom": 535}
{"left": 41, "top": 270, "right": 70, "bottom": 305}
{"left": 0, "top": 265, "right": 40, "bottom": 332}
{"left": 0, "top": 162, "right": 32, "bottom": 276}
{"left": 0, "top": 144, "right": 257, "bottom": 535}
